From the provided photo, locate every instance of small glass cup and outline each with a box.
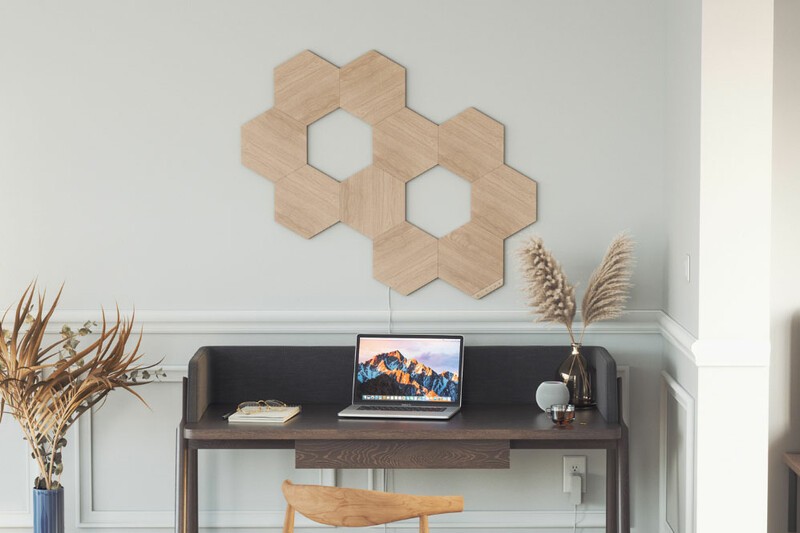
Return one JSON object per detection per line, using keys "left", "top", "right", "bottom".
{"left": 546, "top": 404, "right": 576, "bottom": 426}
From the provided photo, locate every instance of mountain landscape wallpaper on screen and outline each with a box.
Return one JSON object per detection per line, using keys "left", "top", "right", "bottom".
{"left": 357, "top": 350, "right": 459, "bottom": 400}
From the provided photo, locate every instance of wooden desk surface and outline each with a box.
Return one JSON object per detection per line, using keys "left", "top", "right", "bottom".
{"left": 185, "top": 404, "right": 621, "bottom": 443}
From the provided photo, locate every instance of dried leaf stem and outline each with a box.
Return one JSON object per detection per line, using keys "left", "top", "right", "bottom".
{"left": 0, "top": 283, "right": 158, "bottom": 489}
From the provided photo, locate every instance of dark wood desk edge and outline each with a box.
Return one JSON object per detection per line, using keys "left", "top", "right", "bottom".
{"left": 184, "top": 404, "right": 622, "bottom": 442}
{"left": 187, "top": 438, "right": 620, "bottom": 450}
{"left": 786, "top": 452, "right": 800, "bottom": 475}
{"left": 786, "top": 453, "right": 800, "bottom": 532}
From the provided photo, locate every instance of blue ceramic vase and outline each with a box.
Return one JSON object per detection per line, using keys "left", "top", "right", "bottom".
{"left": 33, "top": 487, "right": 64, "bottom": 533}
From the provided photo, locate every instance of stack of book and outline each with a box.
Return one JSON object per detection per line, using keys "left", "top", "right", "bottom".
{"left": 227, "top": 405, "right": 301, "bottom": 424}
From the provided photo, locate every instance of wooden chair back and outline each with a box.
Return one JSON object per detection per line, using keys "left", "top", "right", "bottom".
{"left": 281, "top": 480, "right": 463, "bottom": 533}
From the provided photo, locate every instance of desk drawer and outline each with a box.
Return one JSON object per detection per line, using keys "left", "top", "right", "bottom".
{"left": 295, "top": 439, "right": 510, "bottom": 469}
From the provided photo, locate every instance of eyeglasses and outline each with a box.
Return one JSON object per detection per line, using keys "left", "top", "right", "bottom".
{"left": 236, "top": 399, "right": 287, "bottom": 415}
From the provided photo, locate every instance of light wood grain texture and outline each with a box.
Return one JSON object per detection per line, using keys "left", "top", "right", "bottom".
{"left": 275, "top": 165, "right": 340, "bottom": 238}
{"left": 274, "top": 50, "right": 340, "bottom": 125}
{"left": 340, "top": 165, "right": 406, "bottom": 238}
{"left": 373, "top": 108, "right": 438, "bottom": 182}
{"left": 438, "top": 222, "right": 504, "bottom": 299}
{"left": 340, "top": 51, "right": 406, "bottom": 125}
{"left": 438, "top": 107, "right": 504, "bottom": 182}
{"left": 373, "top": 222, "right": 437, "bottom": 295}
{"left": 471, "top": 164, "right": 538, "bottom": 238}
{"left": 283, "top": 504, "right": 295, "bottom": 533}
{"left": 241, "top": 108, "right": 307, "bottom": 182}
{"left": 295, "top": 439, "right": 509, "bottom": 469}
{"left": 281, "top": 480, "right": 463, "bottom": 532}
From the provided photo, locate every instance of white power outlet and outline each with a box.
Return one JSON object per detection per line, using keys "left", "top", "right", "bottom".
{"left": 563, "top": 455, "right": 587, "bottom": 493}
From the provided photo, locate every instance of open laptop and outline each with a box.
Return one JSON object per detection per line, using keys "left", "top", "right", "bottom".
{"left": 338, "top": 334, "right": 465, "bottom": 420}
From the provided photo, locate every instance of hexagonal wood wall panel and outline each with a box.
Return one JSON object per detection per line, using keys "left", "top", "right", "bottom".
{"left": 340, "top": 51, "right": 406, "bottom": 125}
{"left": 373, "top": 108, "right": 438, "bottom": 182}
{"left": 439, "top": 222, "right": 504, "bottom": 299}
{"left": 373, "top": 222, "right": 438, "bottom": 296}
{"left": 241, "top": 50, "right": 538, "bottom": 298}
{"left": 275, "top": 165, "right": 340, "bottom": 239}
{"left": 340, "top": 166, "right": 406, "bottom": 239}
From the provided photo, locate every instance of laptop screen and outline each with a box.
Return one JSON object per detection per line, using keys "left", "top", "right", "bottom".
{"left": 353, "top": 334, "right": 464, "bottom": 405}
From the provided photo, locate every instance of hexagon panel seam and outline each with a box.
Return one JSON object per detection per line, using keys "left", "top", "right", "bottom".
{"left": 241, "top": 49, "right": 538, "bottom": 299}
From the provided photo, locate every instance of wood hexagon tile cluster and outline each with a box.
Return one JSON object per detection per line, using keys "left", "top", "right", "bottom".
{"left": 241, "top": 50, "right": 538, "bottom": 298}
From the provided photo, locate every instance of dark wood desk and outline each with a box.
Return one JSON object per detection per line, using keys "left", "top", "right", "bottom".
{"left": 786, "top": 453, "right": 800, "bottom": 531}
{"left": 176, "top": 345, "right": 629, "bottom": 533}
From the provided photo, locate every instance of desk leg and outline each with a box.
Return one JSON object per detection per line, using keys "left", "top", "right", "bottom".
{"left": 606, "top": 444, "right": 618, "bottom": 533}
{"left": 175, "top": 426, "right": 198, "bottom": 533}
{"left": 176, "top": 427, "right": 186, "bottom": 533}
{"left": 187, "top": 447, "right": 198, "bottom": 533}
{"left": 620, "top": 423, "right": 630, "bottom": 533}
{"left": 790, "top": 468, "right": 797, "bottom": 533}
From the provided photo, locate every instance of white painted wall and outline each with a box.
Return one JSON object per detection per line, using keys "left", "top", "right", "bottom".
{"left": 768, "top": 0, "right": 800, "bottom": 531}
{"left": 664, "top": 0, "right": 700, "bottom": 338}
{"left": 661, "top": 2, "right": 701, "bottom": 530}
{"left": 0, "top": 1, "right": 671, "bottom": 532}
{"left": 0, "top": 0, "right": 666, "bottom": 313}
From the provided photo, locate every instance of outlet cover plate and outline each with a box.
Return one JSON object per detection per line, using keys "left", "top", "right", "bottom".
{"left": 563, "top": 455, "right": 587, "bottom": 492}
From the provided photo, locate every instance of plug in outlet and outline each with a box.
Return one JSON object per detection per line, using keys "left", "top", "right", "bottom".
{"left": 563, "top": 455, "right": 587, "bottom": 493}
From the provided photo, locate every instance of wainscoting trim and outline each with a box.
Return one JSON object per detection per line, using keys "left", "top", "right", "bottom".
{"left": 659, "top": 313, "right": 697, "bottom": 364}
{"left": 0, "top": 310, "right": 660, "bottom": 530}
{"left": 660, "top": 371, "right": 695, "bottom": 533}
{"left": 0, "top": 457, "right": 34, "bottom": 527}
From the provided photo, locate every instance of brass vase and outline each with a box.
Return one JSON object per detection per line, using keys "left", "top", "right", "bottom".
{"left": 558, "top": 343, "right": 594, "bottom": 408}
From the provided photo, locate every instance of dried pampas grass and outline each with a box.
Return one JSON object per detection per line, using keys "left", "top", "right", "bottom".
{"left": 581, "top": 233, "right": 635, "bottom": 341}
{"left": 518, "top": 237, "right": 577, "bottom": 343}
{"left": 518, "top": 233, "right": 635, "bottom": 343}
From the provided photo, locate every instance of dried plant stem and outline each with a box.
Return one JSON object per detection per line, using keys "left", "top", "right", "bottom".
{"left": 518, "top": 234, "right": 635, "bottom": 345}
{"left": 0, "top": 283, "right": 157, "bottom": 489}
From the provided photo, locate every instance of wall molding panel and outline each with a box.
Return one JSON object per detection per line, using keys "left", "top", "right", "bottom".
{"left": 75, "top": 366, "right": 186, "bottom": 529}
{"left": 659, "top": 371, "right": 695, "bottom": 533}
{"left": 659, "top": 313, "right": 697, "bottom": 364}
{"left": 0, "top": 457, "right": 34, "bottom": 528}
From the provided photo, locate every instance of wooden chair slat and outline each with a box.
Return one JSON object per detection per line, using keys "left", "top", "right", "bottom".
{"left": 281, "top": 480, "right": 463, "bottom": 529}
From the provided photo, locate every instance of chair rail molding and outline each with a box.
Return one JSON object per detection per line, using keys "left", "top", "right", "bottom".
{"left": 47, "top": 309, "right": 663, "bottom": 335}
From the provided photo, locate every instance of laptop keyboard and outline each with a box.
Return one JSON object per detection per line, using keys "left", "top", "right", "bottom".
{"left": 356, "top": 406, "right": 447, "bottom": 412}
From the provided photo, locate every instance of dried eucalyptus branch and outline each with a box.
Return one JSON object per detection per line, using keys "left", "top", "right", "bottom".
{"left": 518, "top": 237, "right": 577, "bottom": 343}
{"left": 0, "top": 283, "right": 160, "bottom": 490}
